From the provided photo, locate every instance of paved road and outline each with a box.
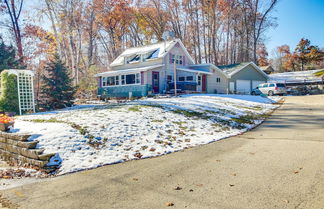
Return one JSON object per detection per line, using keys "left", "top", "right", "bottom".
{"left": 2, "top": 95, "right": 324, "bottom": 209}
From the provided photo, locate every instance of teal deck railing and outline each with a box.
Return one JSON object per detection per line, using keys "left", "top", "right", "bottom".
{"left": 98, "top": 84, "right": 152, "bottom": 98}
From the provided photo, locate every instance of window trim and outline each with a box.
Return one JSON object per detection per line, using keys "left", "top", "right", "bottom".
{"left": 101, "top": 73, "right": 142, "bottom": 87}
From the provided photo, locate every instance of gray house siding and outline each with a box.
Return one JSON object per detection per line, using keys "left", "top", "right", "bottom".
{"left": 229, "top": 65, "right": 268, "bottom": 93}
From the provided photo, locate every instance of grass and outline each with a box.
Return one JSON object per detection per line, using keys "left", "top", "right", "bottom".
{"left": 231, "top": 113, "right": 270, "bottom": 125}
{"left": 173, "top": 121, "right": 187, "bottom": 126}
{"left": 28, "top": 118, "right": 65, "bottom": 123}
{"left": 128, "top": 106, "right": 142, "bottom": 112}
{"left": 152, "top": 119, "right": 164, "bottom": 123}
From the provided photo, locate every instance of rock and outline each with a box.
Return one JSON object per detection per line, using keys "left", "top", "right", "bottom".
{"left": 141, "top": 146, "right": 148, "bottom": 150}
{"left": 149, "top": 148, "right": 156, "bottom": 152}
{"left": 174, "top": 186, "right": 182, "bottom": 190}
{"left": 166, "top": 202, "right": 174, "bottom": 207}
{"left": 133, "top": 152, "right": 143, "bottom": 159}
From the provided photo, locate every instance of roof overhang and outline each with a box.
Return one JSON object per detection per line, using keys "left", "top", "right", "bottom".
{"left": 95, "top": 64, "right": 163, "bottom": 77}
{"left": 176, "top": 67, "right": 213, "bottom": 75}
{"left": 228, "top": 62, "right": 269, "bottom": 79}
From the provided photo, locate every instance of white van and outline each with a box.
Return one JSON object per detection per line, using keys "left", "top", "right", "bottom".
{"left": 251, "top": 83, "right": 287, "bottom": 96}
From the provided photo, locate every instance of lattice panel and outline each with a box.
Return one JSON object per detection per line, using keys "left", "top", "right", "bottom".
{"left": 17, "top": 72, "right": 35, "bottom": 115}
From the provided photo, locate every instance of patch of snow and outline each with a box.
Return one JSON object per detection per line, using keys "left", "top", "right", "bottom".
{"left": 12, "top": 94, "right": 280, "bottom": 175}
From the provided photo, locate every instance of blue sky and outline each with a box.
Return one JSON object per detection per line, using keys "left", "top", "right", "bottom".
{"left": 266, "top": 0, "right": 324, "bottom": 57}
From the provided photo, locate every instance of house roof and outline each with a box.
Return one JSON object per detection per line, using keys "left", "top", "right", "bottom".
{"left": 110, "top": 39, "right": 195, "bottom": 67}
{"left": 268, "top": 69, "right": 323, "bottom": 83}
{"left": 95, "top": 64, "right": 163, "bottom": 77}
{"left": 188, "top": 64, "right": 229, "bottom": 77}
{"left": 217, "top": 62, "right": 251, "bottom": 75}
{"left": 217, "top": 62, "right": 269, "bottom": 79}
{"left": 260, "top": 65, "right": 274, "bottom": 72}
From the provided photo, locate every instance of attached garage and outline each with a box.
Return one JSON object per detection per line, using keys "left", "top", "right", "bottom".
{"left": 252, "top": 80, "right": 265, "bottom": 89}
{"left": 217, "top": 62, "right": 269, "bottom": 94}
{"left": 236, "top": 80, "right": 251, "bottom": 94}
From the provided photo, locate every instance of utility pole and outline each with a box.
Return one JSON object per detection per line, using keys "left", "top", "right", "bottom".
{"left": 173, "top": 59, "right": 177, "bottom": 96}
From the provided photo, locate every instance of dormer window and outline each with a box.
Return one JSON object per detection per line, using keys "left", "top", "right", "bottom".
{"left": 127, "top": 54, "right": 141, "bottom": 64}
{"left": 145, "top": 49, "right": 159, "bottom": 60}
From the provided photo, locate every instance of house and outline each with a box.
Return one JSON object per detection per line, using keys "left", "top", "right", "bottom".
{"left": 260, "top": 65, "right": 275, "bottom": 74}
{"left": 217, "top": 62, "right": 269, "bottom": 94}
{"left": 95, "top": 39, "right": 268, "bottom": 98}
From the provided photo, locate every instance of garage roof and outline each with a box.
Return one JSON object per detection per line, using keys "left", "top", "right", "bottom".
{"left": 217, "top": 62, "right": 269, "bottom": 79}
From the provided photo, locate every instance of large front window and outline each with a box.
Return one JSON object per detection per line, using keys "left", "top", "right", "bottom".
{"left": 102, "top": 73, "right": 141, "bottom": 87}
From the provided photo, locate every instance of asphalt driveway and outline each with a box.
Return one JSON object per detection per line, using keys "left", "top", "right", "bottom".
{"left": 1, "top": 95, "right": 324, "bottom": 209}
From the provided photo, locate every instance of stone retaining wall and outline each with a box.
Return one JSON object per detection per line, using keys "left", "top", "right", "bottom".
{"left": 0, "top": 132, "right": 57, "bottom": 172}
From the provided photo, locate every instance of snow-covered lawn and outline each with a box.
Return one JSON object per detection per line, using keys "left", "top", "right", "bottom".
{"left": 11, "top": 94, "right": 281, "bottom": 175}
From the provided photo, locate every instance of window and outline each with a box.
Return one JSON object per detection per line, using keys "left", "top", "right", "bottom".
{"left": 121, "top": 75, "right": 125, "bottom": 85}
{"left": 216, "top": 78, "right": 221, "bottom": 83}
{"left": 107, "top": 76, "right": 116, "bottom": 86}
{"left": 146, "top": 49, "right": 159, "bottom": 60}
{"left": 136, "top": 73, "right": 140, "bottom": 84}
{"left": 171, "top": 54, "right": 183, "bottom": 64}
{"left": 115, "top": 76, "right": 119, "bottom": 85}
{"left": 269, "top": 83, "right": 275, "bottom": 87}
{"left": 198, "top": 76, "right": 201, "bottom": 85}
{"left": 167, "top": 75, "right": 172, "bottom": 83}
{"left": 263, "top": 84, "right": 269, "bottom": 88}
{"left": 102, "top": 77, "right": 107, "bottom": 86}
{"left": 179, "top": 76, "right": 185, "bottom": 81}
{"left": 186, "top": 76, "right": 193, "bottom": 81}
{"left": 276, "top": 83, "right": 285, "bottom": 87}
{"left": 127, "top": 54, "right": 141, "bottom": 63}
{"left": 126, "top": 74, "right": 135, "bottom": 84}
{"left": 125, "top": 73, "right": 140, "bottom": 85}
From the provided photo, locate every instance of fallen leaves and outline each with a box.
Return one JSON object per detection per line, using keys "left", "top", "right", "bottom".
{"left": 0, "top": 168, "right": 38, "bottom": 179}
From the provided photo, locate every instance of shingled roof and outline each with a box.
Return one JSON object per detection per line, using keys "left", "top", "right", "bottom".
{"left": 217, "top": 62, "right": 251, "bottom": 75}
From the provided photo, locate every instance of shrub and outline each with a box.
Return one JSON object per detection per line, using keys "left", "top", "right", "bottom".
{"left": 0, "top": 72, "right": 19, "bottom": 113}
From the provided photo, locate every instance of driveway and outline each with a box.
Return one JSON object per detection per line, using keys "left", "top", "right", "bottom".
{"left": 1, "top": 95, "right": 324, "bottom": 209}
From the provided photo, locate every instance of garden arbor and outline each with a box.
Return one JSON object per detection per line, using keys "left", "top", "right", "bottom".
{"left": 0, "top": 69, "right": 35, "bottom": 115}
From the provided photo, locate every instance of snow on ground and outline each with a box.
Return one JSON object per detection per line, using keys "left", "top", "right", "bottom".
{"left": 269, "top": 69, "right": 323, "bottom": 83}
{"left": 10, "top": 94, "right": 281, "bottom": 175}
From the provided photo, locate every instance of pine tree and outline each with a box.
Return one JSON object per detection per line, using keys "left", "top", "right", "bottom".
{"left": 40, "top": 54, "right": 76, "bottom": 110}
{"left": 0, "top": 40, "right": 22, "bottom": 72}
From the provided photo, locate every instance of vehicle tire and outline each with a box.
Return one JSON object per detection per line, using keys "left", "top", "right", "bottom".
{"left": 251, "top": 91, "right": 256, "bottom": 95}
{"left": 268, "top": 90, "right": 274, "bottom": 96}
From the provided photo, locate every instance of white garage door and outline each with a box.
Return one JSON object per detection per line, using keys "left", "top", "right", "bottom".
{"left": 252, "top": 80, "right": 265, "bottom": 89}
{"left": 236, "top": 80, "right": 251, "bottom": 94}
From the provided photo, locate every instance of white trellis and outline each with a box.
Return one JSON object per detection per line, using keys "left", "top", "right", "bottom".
{"left": 6, "top": 70, "right": 35, "bottom": 115}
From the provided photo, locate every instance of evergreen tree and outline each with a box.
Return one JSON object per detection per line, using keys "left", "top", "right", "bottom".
{"left": 0, "top": 40, "right": 22, "bottom": 72}
{"left": 40, "top": 54, "right": 76, "bottom": 110}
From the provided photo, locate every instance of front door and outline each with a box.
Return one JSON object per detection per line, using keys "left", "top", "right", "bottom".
{"left": 152, "top": 71, "right": 159, "bottom": 93}
{"left": 202, "top": 74, "right": 207, "bottom": 92}
{"left": 197, "top": 75, "right": 202, "bottom": 92}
